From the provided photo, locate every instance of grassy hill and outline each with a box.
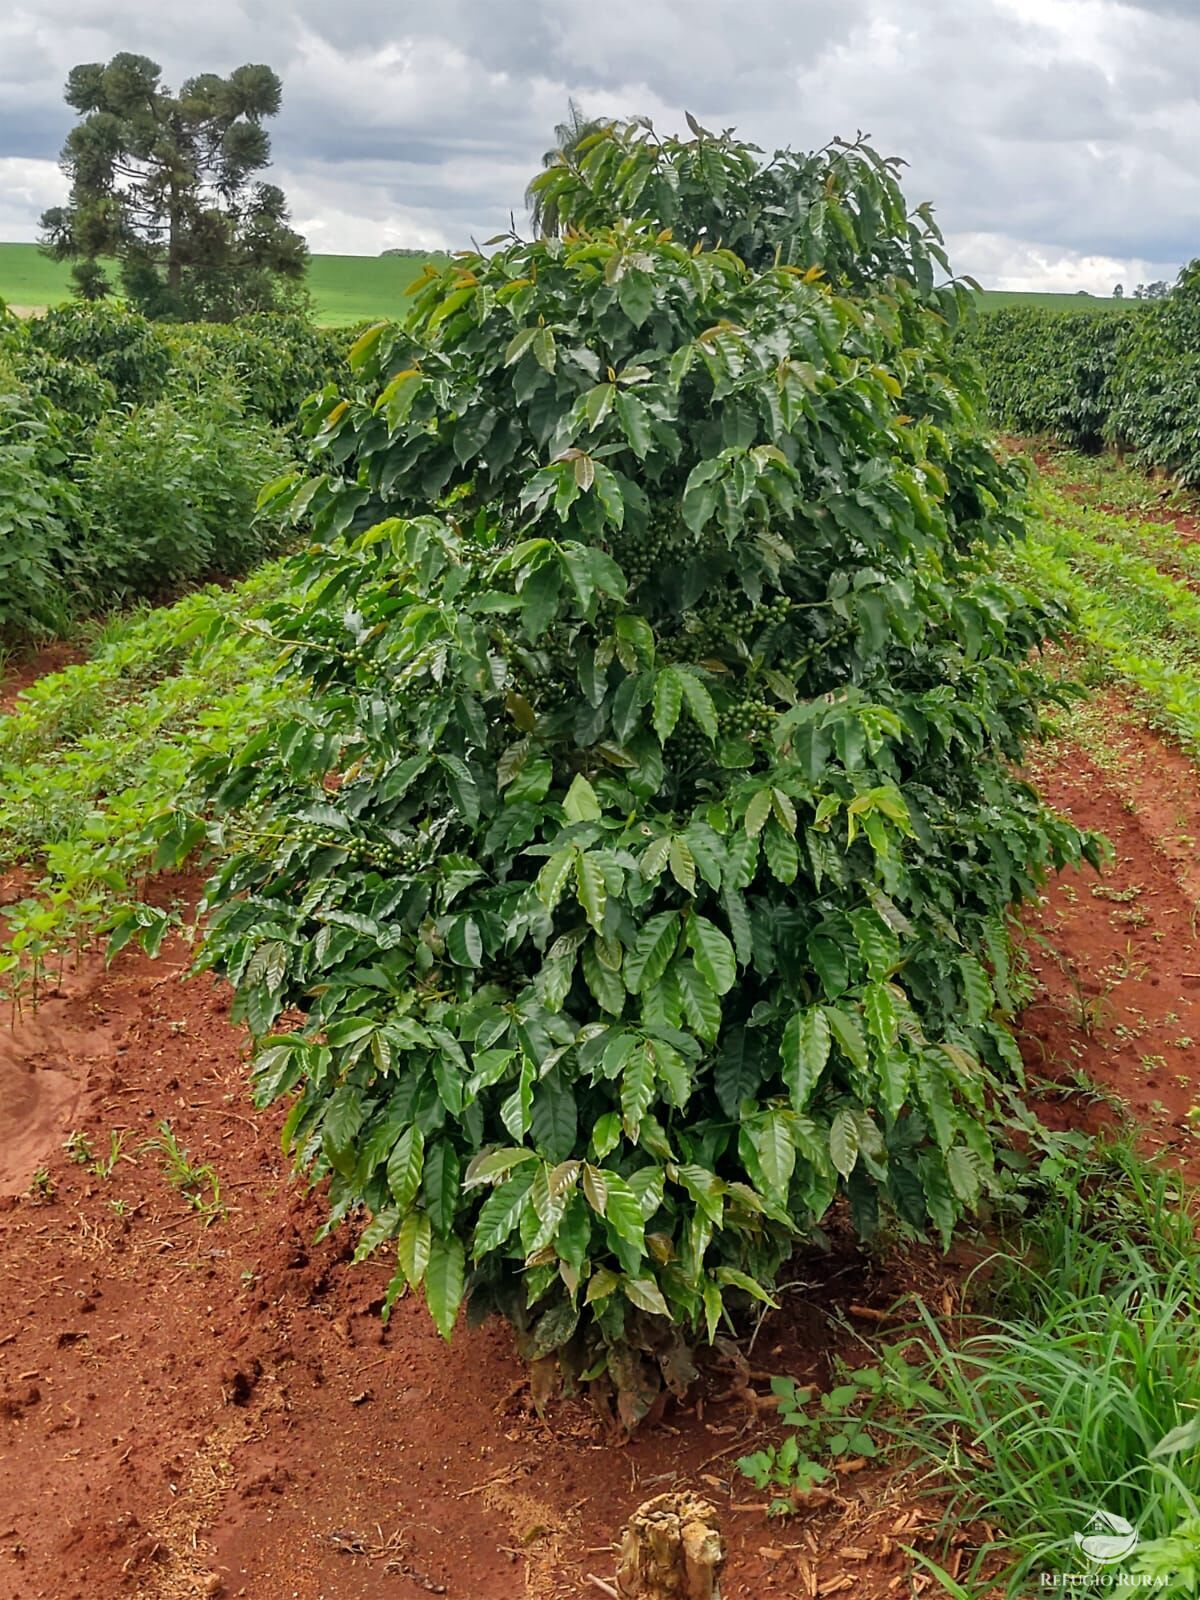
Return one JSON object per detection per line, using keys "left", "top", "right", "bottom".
{"left": 0, "top": 242, "right": 446, "bottom": 325}
{"left": 0, "top": 239, "right": 1126, "bottom": 324}
{"left": 976, "top": 289, "right": 1127, "bottom": 312}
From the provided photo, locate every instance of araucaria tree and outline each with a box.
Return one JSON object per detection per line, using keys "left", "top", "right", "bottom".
{"left": 40, "top": 53, "right": 307, "bottom": 320}
{"left": 195, "top": 122, "right": 1095, "bottom": 1425}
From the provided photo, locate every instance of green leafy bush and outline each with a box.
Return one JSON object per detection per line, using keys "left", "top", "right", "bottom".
{"left": 1106, "top": 262, "right": 1200, "bottom": 483}
{"left": 9, "top": 346, "right": 117, "bottom": 435}
{"left": 0, "top": 385, "right": 84, "bottom": 637}
{"left": 0, "top": 300, "right": 348, "bottom": 643}
{"left": 967, "top": 265, "right": 1200, "bottom": 485}
{"left": 195, "top": 121, "right": 1093, "bottom": 1420}
{"left": 78, "top": 382, "right": 291, "bottom": 597}
{"left": 963, "top": 305, "right": 1134, "bottom": 452}
{"left": 26, "top": 301, "right": 171, "bottom": 406}
{"left": 166, "top": 313, "right": 350, "bottom": 427}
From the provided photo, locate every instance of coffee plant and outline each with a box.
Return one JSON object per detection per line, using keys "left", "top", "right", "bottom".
{"left": 0, "top": 383, "right": 84, "bottom": 636}
{"left": 0, "top": 299, "right": 349, "bottom": 641}
{"left": 964, "top": 305, "right": 1133, "bottom": 453}
{"left": 196, "top": 120, "right": 1096, "bottom": 1424}
{"left": 967, "top": 263, "right": 1200, "bottom": 484}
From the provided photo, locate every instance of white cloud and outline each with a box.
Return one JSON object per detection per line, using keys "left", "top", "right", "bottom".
{"left": 0, "top": 0, "right": 1196, "bottom": 288}
{"left": 0, "top": 157, "right": 67, "bottom": 240}
{"left": 946, "top": 230, "right": 1176, "bottom": 294}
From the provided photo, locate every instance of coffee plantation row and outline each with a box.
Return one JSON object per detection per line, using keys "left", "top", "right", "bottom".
{"left": 0, "top": 301, "right": 351, "bottom": 640}
{"left": 965, "top": 267, "right": 1200, "bottom": 481}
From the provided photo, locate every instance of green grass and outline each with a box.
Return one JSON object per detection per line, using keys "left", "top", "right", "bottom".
{"left": 299, "top": 251, "right": 448, "bottom": 324}
{"left": 0, "top": 243, "right": 74, "bottom": 311}
{"left": 892, "top": 1138, "right": 1200, "bottom": 1596}
{"left": 977, "top": 289, "right": 1127, "bottom": 312}
{"left": 0, "top": 241, "right": 448, "bottom": 326}
{"left": 1003, "top": 465, "right": 1200, "bottom": 760}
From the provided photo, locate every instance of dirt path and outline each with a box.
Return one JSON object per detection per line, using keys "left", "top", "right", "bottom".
{"left": 0, "top": 904, "right": 960, "bottom": 1600}
{"left": 3, "top": 702, "right": 1200, "bottom": 1598}
{"left": 1024, "top": 695, "right": 1200, "bottom": 1170}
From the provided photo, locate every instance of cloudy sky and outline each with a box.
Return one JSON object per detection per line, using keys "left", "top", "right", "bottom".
{"left": 1, "top": 0, "right": 1194, "bottom": 292}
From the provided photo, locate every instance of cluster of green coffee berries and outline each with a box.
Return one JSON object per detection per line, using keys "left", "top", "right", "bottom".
{"left": 676, "top": 587, "right": 789, "bottom": 657}
{"left": 717, "top": 696, "right": 775, "bottom": 741}
{"left": 609, "top": 514, "right": 690, "bottom": 588}
{"left": 666, "top": 720, "right": 712, "bottom": 767}
{"left": 285, "top": 819, "right": 423, "bottom": 875}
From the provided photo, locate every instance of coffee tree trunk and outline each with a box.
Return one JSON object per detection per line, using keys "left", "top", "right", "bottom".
{"left": 615, "top": 1493, "right": 724, "bottom": 1600}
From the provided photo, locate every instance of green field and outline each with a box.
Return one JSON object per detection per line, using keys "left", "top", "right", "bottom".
{"left": 295, "top": 252, "right": 448, "bottom": 322}
{"left": 0, "top": 240, "right": 1124, "bottom": 324}
{"left": 0, "top": 242, "right": 77, "bottom": 312}
{"left": 976, "top": 288, "right": 1125, "bottom": 311}
{"left": 0, "top": 241, "right": 447, "bottom": 325}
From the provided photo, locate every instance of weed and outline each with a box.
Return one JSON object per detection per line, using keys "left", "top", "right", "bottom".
{"left": 887, "top": 1138, "right": 1200, "bottom": 1595}
{"left": 63, "top": 1129, "right": 94, "bottom": 1165}
{"left": 737, "top": 1354, "right": 939, "bottom": 1516}
{"left": 89, "top": 1130, "right": 127, "bottom": 1179}
{"left": 0, "top": 561, "right": 294, "bottom": 1013}
{"left": 27, "top": 1167, "right": 55, "bottom": 1202}
{"left": 143, "top": 1120, "right": 223, "bottom": 1223}
{"left": 1043, "top": 1067, "right": 1128, "bottom": 1117}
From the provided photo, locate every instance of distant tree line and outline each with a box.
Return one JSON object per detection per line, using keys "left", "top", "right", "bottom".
{"left": 1113, "top": 281, "right": 1171, "bottom": 301}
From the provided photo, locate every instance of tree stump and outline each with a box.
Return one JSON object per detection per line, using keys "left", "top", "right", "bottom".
{"left": 614, "top": 1492, "right": 724, "bottom": 1600}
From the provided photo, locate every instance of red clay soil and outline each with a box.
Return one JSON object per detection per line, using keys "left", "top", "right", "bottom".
{"left": 3, "top": 711, "right": 1200, "bottom": 1600}
{"left": 1024, "top": 697, "right": 1200, "bottom": 1173}
{"left": 0, "top": 641, "right": 87, "bottom": 716}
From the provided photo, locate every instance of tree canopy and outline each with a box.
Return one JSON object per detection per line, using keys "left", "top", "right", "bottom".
{"left": 40, "top": 53, "right": 308, "bottom": 321}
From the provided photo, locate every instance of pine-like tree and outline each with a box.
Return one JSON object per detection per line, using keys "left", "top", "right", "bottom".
{"left": 40, "top": 53, "right": 308, "bottom": 321}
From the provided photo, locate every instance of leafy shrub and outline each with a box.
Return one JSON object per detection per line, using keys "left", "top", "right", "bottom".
{"left": 27, "top": 301, "right": 171, "bottom": 406}
{"left": 0, "top": 386, "right": 84, "bottom": 638}
{"left": 79, "top": 383, "right": 290, "bottom": 597}
{"left": 967, "top": 264, "right": 1200, "bottom": 485}
{"left": 0, "top": 300, "right": 346, "bottom": 644}
{"left": 963, "top": 305, "right": 1134, "bottom": 451}
{"left": 1106, "top": 263, "right": 1200, "bottom": 483}
{"left": 194, "top": 121, "right": 1093, "bottom": 1421}
{"left": 166, "top": 313, "right": 350, "bottom": 427}
{"left": 13, "top": 345, "right": 117, "bottom": 435}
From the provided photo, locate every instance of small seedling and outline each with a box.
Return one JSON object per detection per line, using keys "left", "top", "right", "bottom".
{"left": 143, "top": 1120, "right": 223, "bottom": 1223}
{"left": 63, "top": 1130, "right": 94, "bottom": 1166}
{"left": 89, "top": 1130, "right": 127, "bottom": 1179}
{"left": 737, "top": 1354, "right": 938, "bottom": 1516}
{"left": 27, "top": 1167, "right": 55, "bottom": 1203}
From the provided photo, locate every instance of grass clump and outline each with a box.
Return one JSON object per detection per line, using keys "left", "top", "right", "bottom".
{"left": 896, "top": 1138, "right": 1200, "bottom": 1594}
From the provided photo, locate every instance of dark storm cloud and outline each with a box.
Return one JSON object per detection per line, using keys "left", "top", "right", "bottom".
{"left": 0, "top": 0, "right": 1195, "bottom": 288}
